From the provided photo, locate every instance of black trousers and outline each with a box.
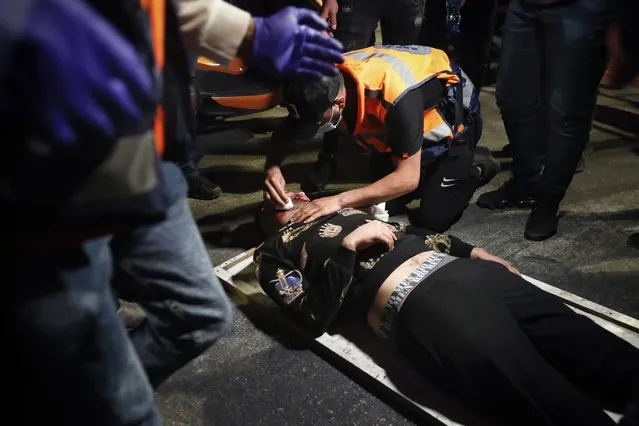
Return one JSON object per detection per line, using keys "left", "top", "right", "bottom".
{"left": 619, "top": 0, "right": 639, "bottom": 61}
{"left": 370, "top": 112, "right": 482, "bottom": 233}
{"left": 334, "top": 0, "right": 426, "bottom": 52}
{"left": 395, "top": 258, "right": 639, "bottom": 426}
{"left": 496, "top": 0, "right": 615, "bottom": 201}
{"left": 370, "top": 149, "right": 477, "bottom": 232}
{"left": 420, "top": 0, "right": 498, "bottom": 91}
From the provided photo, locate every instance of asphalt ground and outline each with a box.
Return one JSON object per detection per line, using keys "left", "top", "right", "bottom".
{"left": 154, "top": 81, "right": 639, "bottom": 425}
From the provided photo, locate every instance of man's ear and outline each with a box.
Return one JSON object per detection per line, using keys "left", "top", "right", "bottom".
{"left": 336, "top": 97, "right": 346, "bottom": 109}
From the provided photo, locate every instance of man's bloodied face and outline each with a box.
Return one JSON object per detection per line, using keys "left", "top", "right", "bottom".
{"left": 259, "top": 191, "right": 311, "bottom": 235}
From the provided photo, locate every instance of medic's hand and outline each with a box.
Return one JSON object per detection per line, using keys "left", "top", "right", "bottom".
{"left": 320, "top": 0, "right": 339, "bottom": 31}
{"left": 264, "top": 166, "right": 289, "bottom": 206}
{"left": 342, "top": 220, "right": 397, "bottom": 252}
{"left": 7, "top": 0, "right": 154, "bottom": 146}
{"left": 290, "top": 194, "right": 342, "bottom": 224}
{"left": 470, "top": 248, "right": 520, "bottom": 275}
{"left": 251, "top": 7, "right": 344, "bottom": 80}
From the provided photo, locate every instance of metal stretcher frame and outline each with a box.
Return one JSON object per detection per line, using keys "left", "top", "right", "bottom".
{"left": 214, "top": 248, "right": 639, "bottom": 425}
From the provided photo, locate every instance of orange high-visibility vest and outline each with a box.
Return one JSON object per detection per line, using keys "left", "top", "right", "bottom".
{"left": 337, "top": 45, "right": 461, "bottom": 154}
{"left": 140, "top": 0, "right": 166, "bottom": 156}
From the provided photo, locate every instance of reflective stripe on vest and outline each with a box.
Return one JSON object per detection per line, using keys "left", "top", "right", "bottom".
{"left": 460, "top": 67, "right": 475, "bottom": 109}
{"left": 424, "top": 111, "right": 453, "bottom": 142}
{"left": 140, "top": 0, "right": 166, "bottom": 156}
{"left": 346, "top": 48, "right": 431, "bottom": 105}
{"left": 339, "top": 45, "right": 460, "bottom": 153}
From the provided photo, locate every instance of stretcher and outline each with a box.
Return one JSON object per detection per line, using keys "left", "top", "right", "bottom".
{"left": 215, "top": 248, "right": 639, "bottom": 425}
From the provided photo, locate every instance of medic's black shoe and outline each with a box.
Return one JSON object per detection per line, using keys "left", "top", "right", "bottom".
{"left": 184, "top": 167, "right": 222, "bottom": 200}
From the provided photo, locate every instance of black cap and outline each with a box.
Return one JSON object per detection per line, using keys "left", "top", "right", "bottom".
{"left": 282, "top": 74, "right": 342, "bottom": 140}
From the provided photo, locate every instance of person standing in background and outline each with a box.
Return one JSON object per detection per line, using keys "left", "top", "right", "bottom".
{"left": 165, "top": 52, "right": 224, "bottom": 201}
{"left": 475, "top": 0, "right": 617, "bottom": 241}
{"left": 420, "top": 0, "right": 496, "bottom": 92}
{"left": 616, "top": 0, "right": 639, "bottom": 252}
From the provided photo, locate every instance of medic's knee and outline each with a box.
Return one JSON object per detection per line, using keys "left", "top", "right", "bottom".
{"left": 413, "top": 210, "right": 459, "bottom": 234}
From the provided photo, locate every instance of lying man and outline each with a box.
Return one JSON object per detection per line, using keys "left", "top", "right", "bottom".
{"left": 254, "top": 191, "right": 639, "bottom": 426}
{"left": 264, "top": 45, "right": 499, "bottom": 232}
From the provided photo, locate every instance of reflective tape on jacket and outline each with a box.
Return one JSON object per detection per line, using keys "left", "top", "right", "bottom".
{"left": 449, "top": 59, "right": 478, "bottom": 113}
{"left": 338, "top": 45, "right": 461, "bottom": 153}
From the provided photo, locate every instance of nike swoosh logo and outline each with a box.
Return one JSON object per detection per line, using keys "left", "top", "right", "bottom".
{"left": 441, "top": 177, "right": 459, "bottom": 188}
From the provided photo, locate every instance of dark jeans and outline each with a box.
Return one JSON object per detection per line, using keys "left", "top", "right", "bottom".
{"left": 170, "top": 54, "right": 199, "bottom": 173}
{"left": 334, "top": 0, "right": 426, "bottom": 52}
{"left": 396, "top": 258, "right": 639, "bottom": 426}
{"left": 620, "top": 0, "right": 639, "bottom": 61}
{"left": 111, "top": 162, "right": 232, "bottom": 388}
{"left": 10, "top": 162, "right": 231, "bottom": 425}
{"left": 420, "top": 0, "right": 498, "bottom": 90}
{"left": 11, "top": 238, "right": 160, "bottom": 426}
{"left": 496, "top": 0, "right": 615, "bottom": 202}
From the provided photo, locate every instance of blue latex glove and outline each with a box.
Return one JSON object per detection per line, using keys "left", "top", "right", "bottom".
{"left": 251, "top": 7, "right": 344, "bottom": 80}
{"left": 2, "top": 0, "right": 154, "bottom": 146}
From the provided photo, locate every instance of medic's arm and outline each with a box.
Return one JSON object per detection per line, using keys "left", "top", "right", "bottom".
{"left": 334, "top": 89, "right": 424, "bottom": 208}
{"left": 178, "top": 0, "right": 252, "bottom": 64}
{"left": 265, "top": 119, "right": 296, "bottom": 170}
{"left": 254, "top": 235, "right": 357, "bottom": 337}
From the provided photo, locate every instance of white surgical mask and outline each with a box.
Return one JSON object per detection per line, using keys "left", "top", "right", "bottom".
{"left": 315, "top": 106, "right": 342, "bottom": 136}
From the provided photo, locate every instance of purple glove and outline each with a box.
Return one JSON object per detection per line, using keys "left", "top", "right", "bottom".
{"left": 5, "top": 0, "right": 154, "bottom": 146}
{"left": 251, "top": 7, "right": 344, "bottom": 80}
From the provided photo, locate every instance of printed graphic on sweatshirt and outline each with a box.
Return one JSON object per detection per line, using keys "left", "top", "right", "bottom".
{"left": 388, "top": 221, "right": 407, "bottom": 232}
{"left": 359, "top": 253, "right": 388, "bottom": 270}
{"left": 319, "top": 223, "right": 343, "bottom": 239}
{"left": 281, "top": 223, "right": 313, "bottom": 244}
{"left": 271, "top": 268, "right": 304, "bottom": 305}
{"left": 338, "top": 208, "right": 367, "bottom": 217}
{"left": 299, "top": 243, "right": 309, "bottom": 270}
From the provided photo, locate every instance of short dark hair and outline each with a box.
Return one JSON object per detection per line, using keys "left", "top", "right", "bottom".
{"left": 254, "top": 203, "right": 278, "bottom": 238}
{"left": 281, "top": 73, "right": 344, "bottom": 140}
